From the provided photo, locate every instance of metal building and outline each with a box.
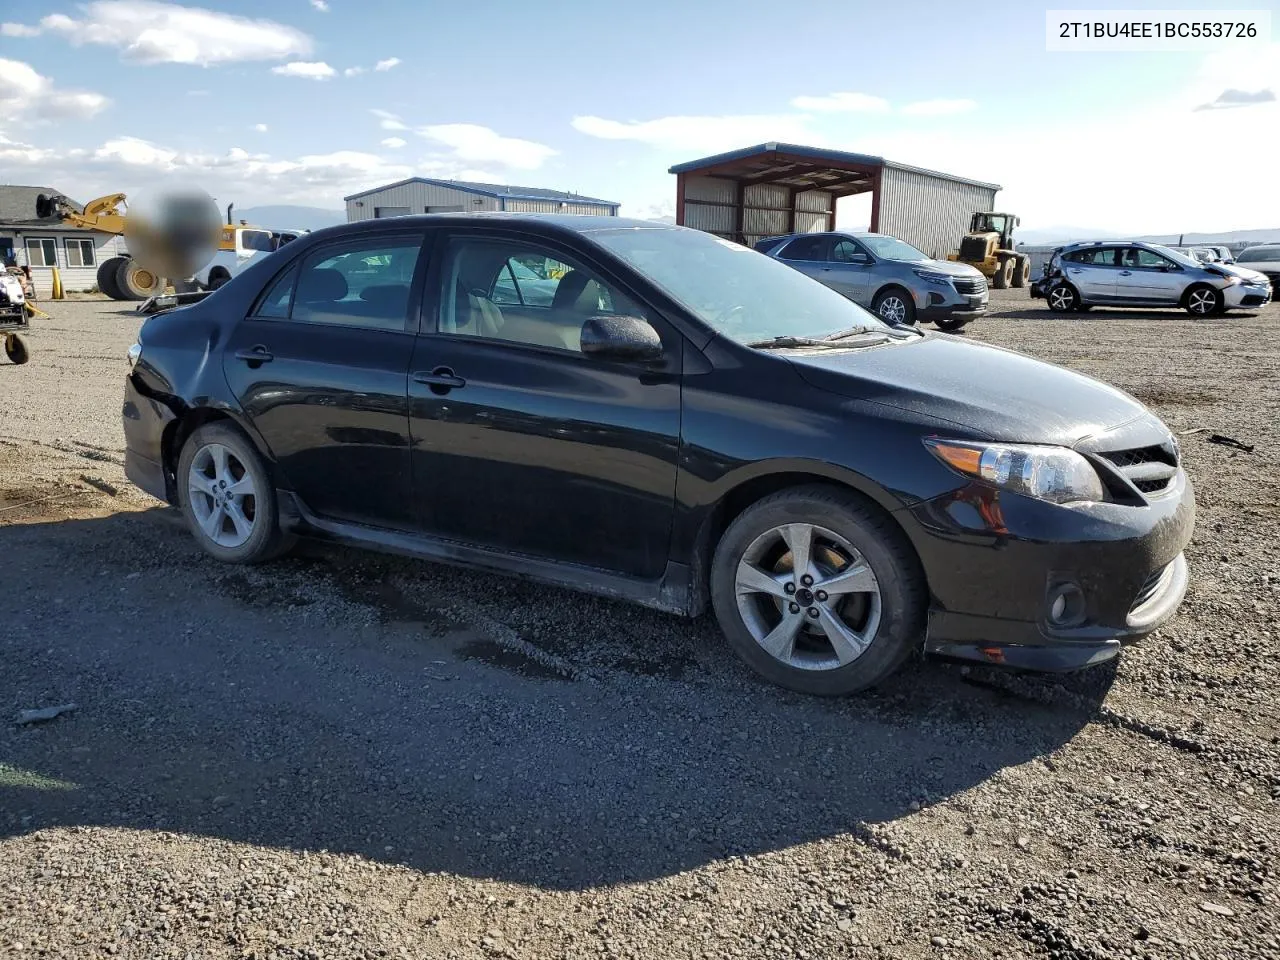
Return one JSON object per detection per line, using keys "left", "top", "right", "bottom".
{"left": 669, "top": 143, "right": 1001, "bottom": 259}
{"left": 344, "top": 178, "right": 620, "bottom": 222}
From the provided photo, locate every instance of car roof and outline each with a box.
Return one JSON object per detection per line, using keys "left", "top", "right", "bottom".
{"left": 304, "top": 213, "right": 669, "bottom": 242}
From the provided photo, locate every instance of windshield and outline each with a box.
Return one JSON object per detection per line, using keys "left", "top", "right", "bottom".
{"left": 1147, "top": 244, "right": 1199, "bottom": 268}
{"left": 588, "top": 227, "right": 888, "bottom": 343}
{"left": 1238, "top": 246, "right": 1280, "bottom": 263}
{"left": 859, "top": 235, "right": 930, "bottom": 262}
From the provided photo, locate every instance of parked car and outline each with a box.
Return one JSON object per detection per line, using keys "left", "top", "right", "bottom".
{"left": 194, "top": 227, "right": 307, "bottom": 291}
{"left": 1235, "top": 243, "right": 1280, "bottom": 296}
{"left": 755, "top": 231, "right": 987, "bottom": 331}
{"left": 123, "top": 215, "right": 1194, "bottom": 696}
{"left": 1032, "top": 240, "right": 1272, "bottom": 316}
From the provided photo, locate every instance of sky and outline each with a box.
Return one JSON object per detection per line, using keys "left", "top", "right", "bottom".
{"left": 1, "top": 0, "right": 1278, "bottom": 234}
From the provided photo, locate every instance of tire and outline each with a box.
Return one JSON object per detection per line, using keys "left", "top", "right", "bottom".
{"left": 208, "top": 271, "right": 230, "bottom": 291}
{"left": 871, "top": 287, "right": 916, "bottom": 326}
{"left": 710, "top": 485, "right": 926, "bottom": 696}
{"left": 177, "top": 423, "right": 291, "bottom": 564}
{"left": 1184, "top": 284, "right": 1222, "bottom": 317}
{"left": 992, "top": 258, "right": 1013, "bottom": 290}
{"left": 1047, "top": 282, "right": 1078, "bottom": 313}
{"left": 96, "top": 257, "right": 128, "bottom": 300}
{"left": 1012, "top": 258, "right": 1030, "bottom": 288}
{"left": 4, "top": 333, "right": 29, "bottom": 365}
{"left": 116, "top": 259, "right": 166, "bottom": 301}
{"left": 933, "top": 316, "right": 969, "bottom": 332}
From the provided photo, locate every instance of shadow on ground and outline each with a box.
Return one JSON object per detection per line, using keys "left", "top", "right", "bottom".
{"left": 0, "top": 508, "right": 1112, "bottom": 890}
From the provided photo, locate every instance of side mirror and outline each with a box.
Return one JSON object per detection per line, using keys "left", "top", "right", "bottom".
{"left": 580, "top": 315, "right": 663, "bottom": 363}
{"left": 847, "top": 253, "right": 873, "bottom": 265}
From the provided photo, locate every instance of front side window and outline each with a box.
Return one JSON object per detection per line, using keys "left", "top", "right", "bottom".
{"left": 65, "top": 238, "right": 96, "bottom": 267}
{"left": 261, "top": 238, "right": 422, "bottom": 330}
{"left": 831, "top": 239, "right": 867, "bottom": 263}
{"left": 778, "top": 235, "right": 831, "bottom": 262}
{"left": 25, "top": 238, "right": 57, "bottom": 267}
{"left": 438, "top": 239, "right": 639, "bottom": 353}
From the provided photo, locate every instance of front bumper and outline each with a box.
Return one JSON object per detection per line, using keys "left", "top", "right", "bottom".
{"left": 1223, "top": 282, "right": 1273, "bottom": 310}
{"left": 122, "top": 373, "right": 178, "bottom": 503}
{"left": 914, "top": 285, "right": 988, "bottom": 318}
{"left": 906, "top": 469, "right": 1196, "bottom": 672}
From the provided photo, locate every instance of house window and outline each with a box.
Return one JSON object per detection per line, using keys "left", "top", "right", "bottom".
{"left": 25, "top": 238, "right": 58, "bottom": 267}
{"left": 65, "top": 238, "right": 96, "bottom": 268}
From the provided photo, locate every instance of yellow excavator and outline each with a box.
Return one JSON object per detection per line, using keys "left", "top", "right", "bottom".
{"left": 36, "top": 191, "right": 253, "bottom": 302}
{"left": 947, "top": 212, "right": 1031, "bottom": 290}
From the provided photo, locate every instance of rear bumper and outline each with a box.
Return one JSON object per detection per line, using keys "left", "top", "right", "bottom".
{"left": 906, "top": 470, "right": 1196, "bottom": 672}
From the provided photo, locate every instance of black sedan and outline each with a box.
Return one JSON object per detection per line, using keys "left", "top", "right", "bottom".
{"left": 122, "top": 215, "right": 1194, "bottom": 695}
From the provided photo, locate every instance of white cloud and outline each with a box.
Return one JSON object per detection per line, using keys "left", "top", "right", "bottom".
{"left": 374, "top": 57, "right": 401, "bottom": 72}
{"left": 572, "top": 113, "right": 822, "bottom": 154}
{"left": 899, "top": 98, "right": 977, "bottom": 117}
{"left": 1, "top": 22, "right": 41, "bottom": 37}
{"left": 371, "top": 108, "right": 408, "bottom": 131}
{"left": 418, "top": 123, "right": 557, "bottom": 170}
{"left": 271, "top": 60, "right": 335, "bottom": 80}
{"left": 790, "top": 92, "right": 889, "bottom": 113}
{"left": 380, "top": 136, "right": 407, "bottom": 148}
{"left": 10, "top": 1, "right": 313, "bottom": 66}
{"left": 310, "top": 0, "right": 329, "bottom": 10}
{"left": 0, "top": 133, "right": 56, "bottom": 164}
{"left": 344, "top": 66, "right": 365, "bottom": 77}
{"left": 253, "top": 123, "right": 268, "bottom": 132}
{"left": 0, "top": 58, "right": 110, "bottom": 122}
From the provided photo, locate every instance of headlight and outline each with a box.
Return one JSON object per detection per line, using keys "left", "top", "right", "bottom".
{"left": 126, "top": 341, "right": 142, "bottom": 369}
{"left": 1221, "top": 276, "right": 1242, "bottom": 286}
{"left": 913, "top": 269, "right": 954, "bottom": 286}
{"left": 925, "top": 439, "right": 1105, "bottom": 504}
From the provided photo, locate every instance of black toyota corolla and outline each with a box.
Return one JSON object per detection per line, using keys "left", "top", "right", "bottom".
{"left": 122, "top": 215, "right": 1194, "bottom": 695}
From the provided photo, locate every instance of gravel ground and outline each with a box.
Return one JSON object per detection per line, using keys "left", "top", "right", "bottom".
{"left": 2, "top": 291, "right": 1278, "bottom": 959}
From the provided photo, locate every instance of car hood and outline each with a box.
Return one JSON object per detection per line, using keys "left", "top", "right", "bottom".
{"left": 788, "top": 334, "right": 1153, "bottom": 446}
{"left": 909, "top": 258, "right": 985, "bottom": 278}
{"left": 1216, "top": 262, "right": 1272, "bottom": 284}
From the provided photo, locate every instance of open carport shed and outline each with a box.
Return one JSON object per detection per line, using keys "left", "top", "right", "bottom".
{"left": 669, "top": 142, "right": 1001, "bottom": 259}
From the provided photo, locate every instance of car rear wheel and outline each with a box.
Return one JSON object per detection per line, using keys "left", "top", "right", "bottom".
{"left": 178, "top": 423, "right": 291, "bottom": 564}
{"left": 1047, "top": 282, "right": 1078, "bottom": 313}
{"left": 1184, "top": 284, "right": 1222, "bottom": 317}
{"left": 872, "top": 288, "right": 916, "bottom": 326}
{"left": 710, "top": 486, "right": 926, "bottom": 696}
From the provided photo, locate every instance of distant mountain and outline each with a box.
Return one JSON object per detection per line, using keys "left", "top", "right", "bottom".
{"left": 1018, "top": 225, "right": 1280, "bottom": 248}
{"left": 234, "top": 205, "right": 345, "bottom": 232}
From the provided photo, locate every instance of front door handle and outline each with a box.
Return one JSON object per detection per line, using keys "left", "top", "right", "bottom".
{"left": 413, "top": 366, "right": 466, "bottom": 391}
{"left": 235, "top": 345, "right": 273, "bottom": 364}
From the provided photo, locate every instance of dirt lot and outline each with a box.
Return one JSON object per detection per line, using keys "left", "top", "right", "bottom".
{"left": 2, "top": 291, "right": 1278, "bottom": 959}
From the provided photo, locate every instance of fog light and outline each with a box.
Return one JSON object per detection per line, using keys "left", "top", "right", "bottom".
{"left": 1046, "top": 582, "right": 1086, "bottom": 627}
{"left": 929, "top": 292, "right": 946, "bottom": 306}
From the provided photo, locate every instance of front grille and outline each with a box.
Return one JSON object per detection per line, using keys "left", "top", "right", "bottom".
{"left": 959, "top": 237, "right": 989, "bottom": 261}
{"left": 1131, "top": 562, "right": 1174, "bottom": 613}
{"left": 952, "top": 276, "right": 987, "bottom": 296}
{"left": 1100, "top": 444, "right": 1178, "bottom": 496}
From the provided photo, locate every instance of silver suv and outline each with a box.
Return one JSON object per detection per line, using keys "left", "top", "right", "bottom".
{"left": 756, "top": 232, "right": 988, "bottom": 331}
{"left": 1035, "top": 240, "right": 1272, "bottom": 316}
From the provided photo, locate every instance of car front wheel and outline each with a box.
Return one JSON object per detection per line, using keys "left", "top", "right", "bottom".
{"left": 710, "top": 486, "right": 926, "bottom": 696}
{"left": 177, "top": 423, "right": 291, "bottom": 564}
{"left": 1184, "top": 284, "right": 1223, "bottom": 317}
{"left": 872, "top": 288, "right": 916, "bottom": 326}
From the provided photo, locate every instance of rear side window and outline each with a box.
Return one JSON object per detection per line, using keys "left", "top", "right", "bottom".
{"left": 1065, "top": 248, "right": 1117, "bottom": 265}
{"left": 754, "top": 237, "right": 787, "bottom": 254}
{"left": 253, "top": 237, "right": 423, "bottom": 330}
{"left": 778, "top": 235, "right": 832, "bottom": 262}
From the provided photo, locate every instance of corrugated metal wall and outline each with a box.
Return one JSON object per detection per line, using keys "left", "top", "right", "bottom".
{"left": 682, "top": 177, "right": 834, "bottom": 245}
{"left": 877, "top": 164, "right": 997, "bottom": 260}
{"left": 347, "top": 183, "right": 615, "bottom": 221}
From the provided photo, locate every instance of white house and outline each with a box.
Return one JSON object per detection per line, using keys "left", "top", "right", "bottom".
{"left": 0, "top": 185, "right": 127, "bottom": 297}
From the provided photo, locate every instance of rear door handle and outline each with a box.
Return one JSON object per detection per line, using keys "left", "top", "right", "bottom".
{"left": 235, "top": 345, "right": 273, "bottom": 364}
{"left": 413, "top": 367, "right": 466, "bottom": 390}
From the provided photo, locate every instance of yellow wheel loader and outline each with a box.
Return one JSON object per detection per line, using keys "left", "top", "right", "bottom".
{"left": 947, "top": 212, "right": 1031, "bottom": 290}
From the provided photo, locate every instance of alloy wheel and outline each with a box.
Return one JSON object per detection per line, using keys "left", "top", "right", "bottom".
{"left": 1187, "top": 288, "right": 1216, "bottom": 316}
{"left": 734, "top": 522, "right": 882, "bottom": 671}
{"left": 187, "top": 443, "right": 258, "bottom": 548}
{"left": 1049, "top": 286, "right": 1075, "bottom": 311}
{"left": 877, "top": 296, "right": 908, "bottom": 324}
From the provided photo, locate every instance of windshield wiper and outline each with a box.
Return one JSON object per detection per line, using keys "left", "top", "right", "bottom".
{"left": 744, "top": 335, "right": 852, "bottom": 350}
{"left": 821, "top": 325, "right": 883, "bottom": 340}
